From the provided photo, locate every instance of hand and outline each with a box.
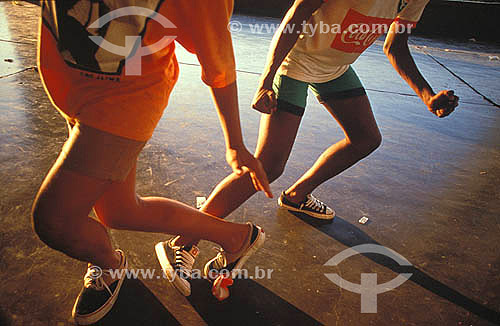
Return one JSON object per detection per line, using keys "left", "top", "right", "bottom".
{"left": 252, "top": 87, "right": 277, "bottom": 114}
{"left": 226, "top": 147, "right": 273, "bottom": 198}
{"left": 427, "top": 90, "right": 459, "bottom": 118}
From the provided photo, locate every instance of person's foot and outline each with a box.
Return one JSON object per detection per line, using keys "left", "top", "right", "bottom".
{"left": 278, "top": 191, "right": 335, "bottom": 220}
{"left": 203, "top": 223, "right": 265, "bottom": 300}
{"left": 155, "top": 236, "right": 200, "bottom": 296}
{"left": 72, "top": 249, "right": 127, "bottom": 325}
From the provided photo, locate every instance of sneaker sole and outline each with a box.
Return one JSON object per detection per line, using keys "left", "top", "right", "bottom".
{"left": 155, "top": 241, "right": 191, "bottom": 296}
{"left": 72, "top": 249, "right": 128, "bottom": 325}
{"left": 278, "top": 197, "right": 335, "bottom": 220}
{"left": 203, "top": 225, "right": 266, "bottom": 280}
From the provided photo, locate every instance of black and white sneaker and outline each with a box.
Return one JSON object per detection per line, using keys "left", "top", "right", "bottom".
{"left": 278, "top": 191, "right": 335, "bottom": 220}
{"left": 155, "top": 236, "right": 199, "bottom": 296}
{"left": 203, "top": 223, "right": 265, "bottom": 300}
{"left": 72, "top": 249, "right": 127, "bottom": 325}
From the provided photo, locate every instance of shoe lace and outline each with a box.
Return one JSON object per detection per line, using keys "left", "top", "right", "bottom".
{"left": 83, "top": 266, "right": 113, "bottom": 296}
{"left": 303, "top": 194, "right": 325, "bottom": 213}
{"left": 211, "top": 247, "right": 228, "bottom": 270}
{"left": 173, "top": 247, "right": 196, "bottom": 277}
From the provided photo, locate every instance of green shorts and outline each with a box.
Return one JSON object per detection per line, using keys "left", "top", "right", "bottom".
{"left": 273, "top": 66, "right": 366, "bottom": 117}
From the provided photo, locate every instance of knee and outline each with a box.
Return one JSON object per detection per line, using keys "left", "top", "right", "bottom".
{"left": 31, "top": 199, "right": 67, "bottom": 250}
{"left": 32, "top": 198, "right": 50, "bottom": 243}
{"left": 94, "top": 200, "right": 139, "bottom": 230}
{"left": 262, "top": 159, "right": 287, "bottom": 183}
{"left": 95, "top": 209, "right": 125, "bottom": 230}
{"left": 350, "top": 131, "right": 382, "bottom": 158}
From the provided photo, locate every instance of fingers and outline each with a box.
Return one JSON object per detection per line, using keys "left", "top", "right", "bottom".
{"left": 229, "top": 159, "right": 243, "bottom": 176}
{"left": 431, "top": 90, "right": 459, "bottom": 118}
{"left": 435, "top": 104, "right": 455, "bottom": 117}
{"left": 435, "top": 104, "right": 456, "bottom": 118}
{"left": 249, "top": 162, "right": 273, "bottom": 198}
{"left": 436, "top": 108, "right": 453, "bottom": 118}
{"left": 252, "top": 90, "right": 277, "bottom": 115}
{"left": 252, "top": 97, "right": 272, "bottom": 114}
{"left": 236, "top": 166, "right": 258, "bottom": 190}
{"left": 231, "top": 159, "right": 273, "bottom": 198}
{"left": 441, "top": 92, "right": 459, "bottom": 117}
{"left": 269, "top": 90, "right": 277, "bottom": 111}
{"left": 252, "top": 104, "right": 271, "bottom": 114}
{"left": 445, "top": 90, "right": 459, "bottom": 107}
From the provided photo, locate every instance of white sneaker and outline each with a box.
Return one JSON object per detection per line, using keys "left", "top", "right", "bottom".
{"left": 155, "top": 237, "right": 199, "bottom": 296}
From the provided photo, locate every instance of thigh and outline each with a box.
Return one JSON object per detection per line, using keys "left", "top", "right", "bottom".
{"left": 255, "top": 74, "right": 310, "bottom": 165}
{"left": 254, "top": 109, "right": 303, "bottom": 168}
{"left": 93, "top": 161, "right": 140, "bottom": 225}
{"left": 35, "top": 165, "right": 110, "bottom": 217}
{"left": 311, "top": 67, "right": 380, "bottom": 141}
{"left": 323, "top": 95, "right": 380, "bottom": 143}
{"left": 34, "top": 123, "right": 143, "bottom": 221}
{"left": 35, "top": 140, "right": 111, "bottom": 222}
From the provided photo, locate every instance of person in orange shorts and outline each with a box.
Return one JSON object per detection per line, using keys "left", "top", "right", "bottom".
{"left": 33, "top": 0, "right": 272, "bottom": 324}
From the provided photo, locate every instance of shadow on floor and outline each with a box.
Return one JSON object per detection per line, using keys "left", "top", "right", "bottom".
{"left": 94, "top": 279, "right": 180, "bottom": 326}
{"left": 0, "top": 307, "right": 11, "bottom": 326}
{"left": 187, "top": 278, "right": 322, "bottom": 326}
{"left": 291, "top": 212, "right": 500, "bottom": 325}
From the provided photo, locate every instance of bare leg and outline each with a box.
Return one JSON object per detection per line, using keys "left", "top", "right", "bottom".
{"left": 176, "top": 110, "right": 303, "bottom": 246}
{"left": 93, "top": 162, "right": 249, "bottom": 253}
{"left": 32, "top": 153, "right": 121, "bottom": 270}
{"left": 285, "top": 95, "right": 382, "bottom": 203}
{"left": 32, "top": 141, "right": 253, "bottom": 272}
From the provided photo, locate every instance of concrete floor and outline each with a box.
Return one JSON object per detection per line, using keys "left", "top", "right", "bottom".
{"left": 0, "top": 2, "right": 499, "bottom": 326}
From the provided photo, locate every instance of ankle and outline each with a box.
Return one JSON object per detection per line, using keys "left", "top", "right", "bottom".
{"left": 96, "top": 251, "right": 123, "bottom": 284}
{"left": 224, "top": 223, "right": 251, "bottom": 255}
{"left": 175, "top": 236, "right": 200, "bottom": 248}
{"left": 284, "top": 190, "right": 306, "bottom": 204}
{"left": 97, "top": 250, "right": 122, "bottom": 271}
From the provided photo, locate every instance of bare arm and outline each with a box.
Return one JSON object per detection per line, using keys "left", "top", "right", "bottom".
{"left": 252, "top": 0, "right": 324, "bottom": 113}
{"left": 384, "top": 22, "right": 459, "bottom": 118}
{"left": 210, "top": 82, "right": 272, "bottom": 198}
{"left": 172, "top": 0, "right": 272, "bottom": 197}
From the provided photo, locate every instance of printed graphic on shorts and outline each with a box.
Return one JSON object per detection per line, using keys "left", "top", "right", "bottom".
{"left": 330, "top": 8, "right": 394, "bottom": 54}
{"left": 42, "top": 0, "right": 164, "bottom": 74}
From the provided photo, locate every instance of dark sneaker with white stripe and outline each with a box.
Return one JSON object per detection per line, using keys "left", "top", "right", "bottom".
{"left": 278, "top": 191, "right": 335, "bottom": 220}
{"left": 203, "top": 223, "right": 265, "bottom": 300}
{"left": 155, "top": 236, "right": 200, "bottom": 296}
{"left": 72, "top": 249, "right": 127, "bottom": 325}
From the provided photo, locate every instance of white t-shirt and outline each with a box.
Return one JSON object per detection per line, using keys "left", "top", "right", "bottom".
{"left": 278, "top": 0, "right": 430, "bottom": 83}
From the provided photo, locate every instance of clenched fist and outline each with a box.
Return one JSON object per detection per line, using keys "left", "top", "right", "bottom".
{"left": 428, "top": 90, "right": 459, "bottom": 118}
